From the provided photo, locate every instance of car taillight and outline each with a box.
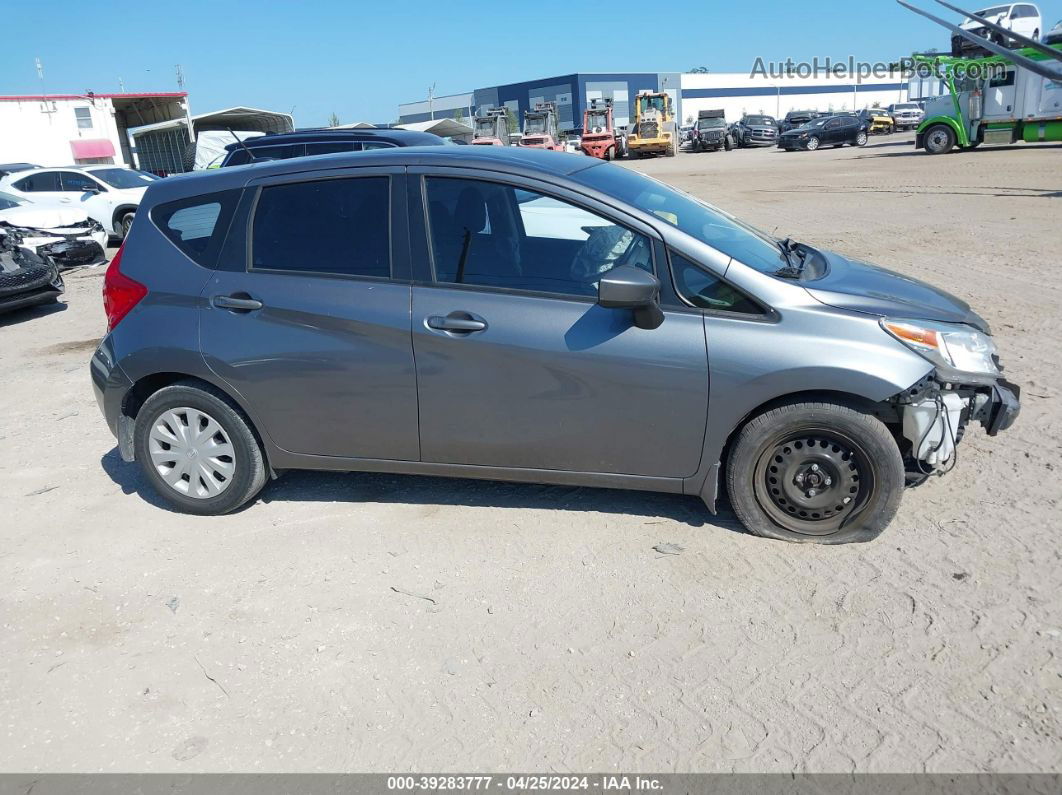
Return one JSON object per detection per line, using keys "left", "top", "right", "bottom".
{"left": 102, "top": 242, "right": 147, "bottom": 331}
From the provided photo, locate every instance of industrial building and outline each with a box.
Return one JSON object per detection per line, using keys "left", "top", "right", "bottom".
{"left": 399, "top": 69, "right": 909, "bottom": 132}
{"left": 0, "top": 92, "right": 293, "bottom": 174}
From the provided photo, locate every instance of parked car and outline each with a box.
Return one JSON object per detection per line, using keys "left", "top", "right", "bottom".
{"left": 0, "top": 190, "right": 107, "bottom": 268}
{"left": 0, "top": 228, "right": 64, "bottom": 314}
{"left": 91, "top": 146, "right": 1019, "bottom": 544}
{"left": 730, "top": 115, "right": 779, "bottom": 147}
{"left": 0, "top": 166, "right": 159, "bottom": 240}
{"left": 887, "top": 102, "right": 925, "bottom": 131}
{"left": 1045, "top": 18, "right": 1062, "bottom": 43}
{"left": 954, "top": 2, "right": 1042, "bottom": 55}
{"left": 218, "top": 128, "right": 446, "bottom": 167}
{"left": 856, "top": 108, "right": 894, "bottom": 135}
{"left": 778, "top": 115, "right": 870, "bottom": 150}
{"left": 0, "top": 163, "right": 40, "bottom": 177}
{"left": 780, "top": 110, "right": 822, "bottom": 132}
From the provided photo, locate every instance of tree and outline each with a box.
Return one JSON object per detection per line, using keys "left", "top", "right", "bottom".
{"left": 687, "top": 66, "right": 709, "bottom": 74}
{"left": 327, "top": 112, "right": 340, "bottom": 127}
{"left": 504, "top": 106, "right": 519, "bottom": 136}
{"left": 453, "top": 108, "right": 464, "bottom": 122}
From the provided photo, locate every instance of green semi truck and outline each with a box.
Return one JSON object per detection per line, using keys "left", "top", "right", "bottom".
{"left": 914, "top": 46, "right": 1062, "bottom": 154}
{"left": 899, "top": 0, "right": 1062, "bottom": 154}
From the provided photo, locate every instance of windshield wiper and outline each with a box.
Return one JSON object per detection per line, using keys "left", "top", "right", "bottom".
{"left": 773, "top": 237, "right": 808, "bottom": 278}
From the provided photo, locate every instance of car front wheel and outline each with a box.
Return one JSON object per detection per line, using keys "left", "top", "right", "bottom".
{"left": 924, "top": 124, "right": 956, "bottom": 154}
{"left": 805, "top": 136, "right": 820, "bottom": 150}
{"left": 133, "top": 381, "right": 267, "bottom": 515}
{"left": 726, "top": 401, "right": 904, "bottom": 544}
{"left": 855, "top": 131, "right": 868, "bottom": 146}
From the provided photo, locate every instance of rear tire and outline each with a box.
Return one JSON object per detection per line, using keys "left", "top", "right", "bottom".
{"left": 133, "top": 381, "right": 267, "bottom": 516}
{"left": 726, "top": 401, "right": 904, "bottom": 544}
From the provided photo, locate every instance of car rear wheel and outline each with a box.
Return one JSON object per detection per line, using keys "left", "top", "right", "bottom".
{"left": 805, "top": 136, "right": 820, "bottom": 151}
{"left": 924, "top": 124, "right": 956, "bottom": 154}
{"left": 726, "top": 401, "right": 904, "bottom": 544}
{"left": 134, "top": 381, "right": 267, "bottom": 515}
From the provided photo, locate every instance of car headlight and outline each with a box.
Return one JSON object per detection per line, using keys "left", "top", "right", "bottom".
{"left": 882, "top": 318, "right": 999, "bottom": 376}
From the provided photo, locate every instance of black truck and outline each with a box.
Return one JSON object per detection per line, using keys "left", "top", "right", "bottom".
{"left": 689, "top": 109, "right": 732, "bottom": 152}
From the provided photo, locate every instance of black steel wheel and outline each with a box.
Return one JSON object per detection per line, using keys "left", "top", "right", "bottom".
{"left": 727, "top": 401, "right": 904, "bottom": 544}
{"left": 753, "top": 430, "right": 873, "bottom": 535}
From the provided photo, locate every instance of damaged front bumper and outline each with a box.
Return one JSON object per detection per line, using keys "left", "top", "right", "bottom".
{"left": 894, "top": 372, "right": 1020, "bottom": 473}
{"left": 1, "top": 221, "right": 108, "bottom": 269}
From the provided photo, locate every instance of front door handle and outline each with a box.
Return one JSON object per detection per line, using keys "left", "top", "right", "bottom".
{"left": 426, "top": 312, "right": 487, "bottom": 333}
{"left": 212, "top": 294, "right": 263, "bottom": 312}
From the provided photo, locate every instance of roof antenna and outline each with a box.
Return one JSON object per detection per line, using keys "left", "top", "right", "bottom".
{"left": 228, "top": 127, "right": 259, "bottom": 162}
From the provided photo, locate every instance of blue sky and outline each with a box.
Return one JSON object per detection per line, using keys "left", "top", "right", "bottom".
{"left": 2, "top": 0, "right": 1058, "bottom": 127}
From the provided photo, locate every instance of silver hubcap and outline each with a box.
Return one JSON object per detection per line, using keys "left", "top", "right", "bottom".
{"left": 807, "top": 137, "right": 818, "bottom": 150}
{"left": 857, "top": 133, "right": 867, "bottom": 144}
{"left": 148, "top": 407, "right": 236, "bottom": 499}
{"left": 928, "top": 130, "right": 949, "bottom": 152}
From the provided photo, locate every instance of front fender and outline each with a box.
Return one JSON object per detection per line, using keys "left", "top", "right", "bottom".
{"left": 916, "top": 115, "right": 966, "bottom": 149}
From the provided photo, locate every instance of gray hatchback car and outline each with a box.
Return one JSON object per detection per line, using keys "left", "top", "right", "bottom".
{"left": 91, "top": 146, "right": 1019, "bottom": 543}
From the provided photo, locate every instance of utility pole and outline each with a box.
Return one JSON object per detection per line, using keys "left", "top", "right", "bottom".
{"left": 176, "top": 64, "right": 185, "bottom": 90}
{"left": 428, "top": 82, "right": 436, "bottom": 120}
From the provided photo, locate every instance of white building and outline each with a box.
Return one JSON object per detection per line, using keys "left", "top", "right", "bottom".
{"left": 0, "top": 92, "right": 190, "bottom": 168}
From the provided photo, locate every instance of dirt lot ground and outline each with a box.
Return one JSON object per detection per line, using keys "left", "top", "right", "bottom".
{"left": 2, "top": 134, "right": 1060, "bottom": 773}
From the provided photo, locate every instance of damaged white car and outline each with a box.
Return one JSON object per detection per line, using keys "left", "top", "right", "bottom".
{"left": 0, "top": 190, "right": 107, "bottom": 269}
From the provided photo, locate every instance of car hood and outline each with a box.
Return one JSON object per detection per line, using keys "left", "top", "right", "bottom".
{"left": 0, "top": 205, "right": 91, "bottom": 229}
{"left": 803, "top": 250, "right": 990, "bottom": 333}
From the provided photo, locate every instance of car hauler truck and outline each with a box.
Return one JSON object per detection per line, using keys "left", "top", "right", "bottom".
{"left": 627, "top": 91, "right": 677, "bottom": 158}
{"left": 914, "top": 48, "right": 1062, "bottom": 153}
{"left": 899, "top": 0, "right": 1062, "bottom": 153}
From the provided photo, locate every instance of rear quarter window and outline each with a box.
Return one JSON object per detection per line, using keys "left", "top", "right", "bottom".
{"left": 151, "top": 189, "right": 240, "bottom": 268}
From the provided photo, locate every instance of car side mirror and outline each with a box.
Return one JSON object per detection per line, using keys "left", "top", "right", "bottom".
{"left": 597, "top": 264, "right": 664, "bottom": 330}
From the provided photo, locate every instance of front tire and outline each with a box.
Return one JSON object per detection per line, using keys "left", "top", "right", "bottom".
{"left": 120, "top": 212, "right": 135, "bottom": 239}
{"left": 805, "top": 136, "right": 820, "bottom": 151}
{"left": 726, "top": 401, "right": 904, "bottom": 544}
{"left": 924, "top": 124, "right": 956, "bottom": 154}
{"left": 855, "top": 131, "right": 868, "bottom": 147}
{"left": 134, "top": 381, "right": 267, "bottom": 515}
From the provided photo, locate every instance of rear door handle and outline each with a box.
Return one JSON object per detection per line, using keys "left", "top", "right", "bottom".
{"left": 426, "top": 313, "right": 487, "bottom": 333}
{"left": 212, "top": 294, "right": 263, "bottom": 311}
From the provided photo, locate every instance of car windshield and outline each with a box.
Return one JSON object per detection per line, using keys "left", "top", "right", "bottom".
{"left": 975, "top": 6, "right": 1010, "bottom": 17}
{"left": 894, "top": 104, "right": 918, "bottom": 110}
{"left": 0, "top": 190, "right": 29, "bottom": 209}
{"left": 575, "top": 165, "right": 785, "bottom": 273}
{"left": 87, "top": 168, "right": 158, "bottom": 188}
{"left": 746, "top": 116, "right": 774, "bottom": 125}
{"left": 697, "top": 117, "right": 726, "bottom": 129}
{"left": 805, "top": 118, "right": 830, "bottom": 128}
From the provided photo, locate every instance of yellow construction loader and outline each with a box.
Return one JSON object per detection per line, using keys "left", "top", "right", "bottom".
{"left": 627, "top": 91, "right": 677, "bottom": 157}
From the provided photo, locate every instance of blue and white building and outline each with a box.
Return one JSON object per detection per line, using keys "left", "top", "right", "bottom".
{"left": 399, "top": 69, "right": 909, "bottom": 131}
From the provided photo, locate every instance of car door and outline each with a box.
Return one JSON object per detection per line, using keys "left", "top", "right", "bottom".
{"left": 407, "top": 170, "right": 709, "bottom": 478}
{"left": 199, "top": 166, "right": 420, "bottom": 460}
{"left": 822, "top": 118, "right": 842, "bottom": 144}
{"left": 57, "top": 170, "right": 113, "bottom": 225}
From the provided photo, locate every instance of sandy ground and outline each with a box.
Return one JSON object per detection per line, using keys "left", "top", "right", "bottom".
{"left": 1, "top": 134, "right": 1060, "bottom": 773}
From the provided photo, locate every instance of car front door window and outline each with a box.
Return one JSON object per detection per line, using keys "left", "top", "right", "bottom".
{"left": 424, "top": 177, "right": 651, "bottom": 297}
{"left": 58, "top": 171, "right": 101, "bottom": 192}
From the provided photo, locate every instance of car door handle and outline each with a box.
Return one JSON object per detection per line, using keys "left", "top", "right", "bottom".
{"left": 426, "top": 313, "right": 487, "bottom": 333}
{"left": 212, "top": 294, "right": 263, "bottom": 311}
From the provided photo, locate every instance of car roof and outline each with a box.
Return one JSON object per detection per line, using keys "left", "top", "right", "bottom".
{"left": 143, "top": 146, "right": 605, "bottom": 204}
{"left": 230, "top": 128, "right": 443, "bottom": 151}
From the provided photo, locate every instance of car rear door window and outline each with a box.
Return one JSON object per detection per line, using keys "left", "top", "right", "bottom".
{"left": 251, "top": 177, "right": 391, "bottom": 278}
{"left": 13, "top": 172, "right": 61, "bottom": 192}
{"left": 153, "top": 189, "right": 240, "bottom": 268}
{"left": 424, "top": 177, "right": 651, "bottom": 297}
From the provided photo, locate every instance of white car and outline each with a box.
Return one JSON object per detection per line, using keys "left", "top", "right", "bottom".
{"left": 0, "top": 166, "right": 159, "bottom": 240}
{"left": 959, "top": 3, "right": 1043, "bottom": 43}
{"left": 0, "top": 190, "right": 108, "bottom": 268}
